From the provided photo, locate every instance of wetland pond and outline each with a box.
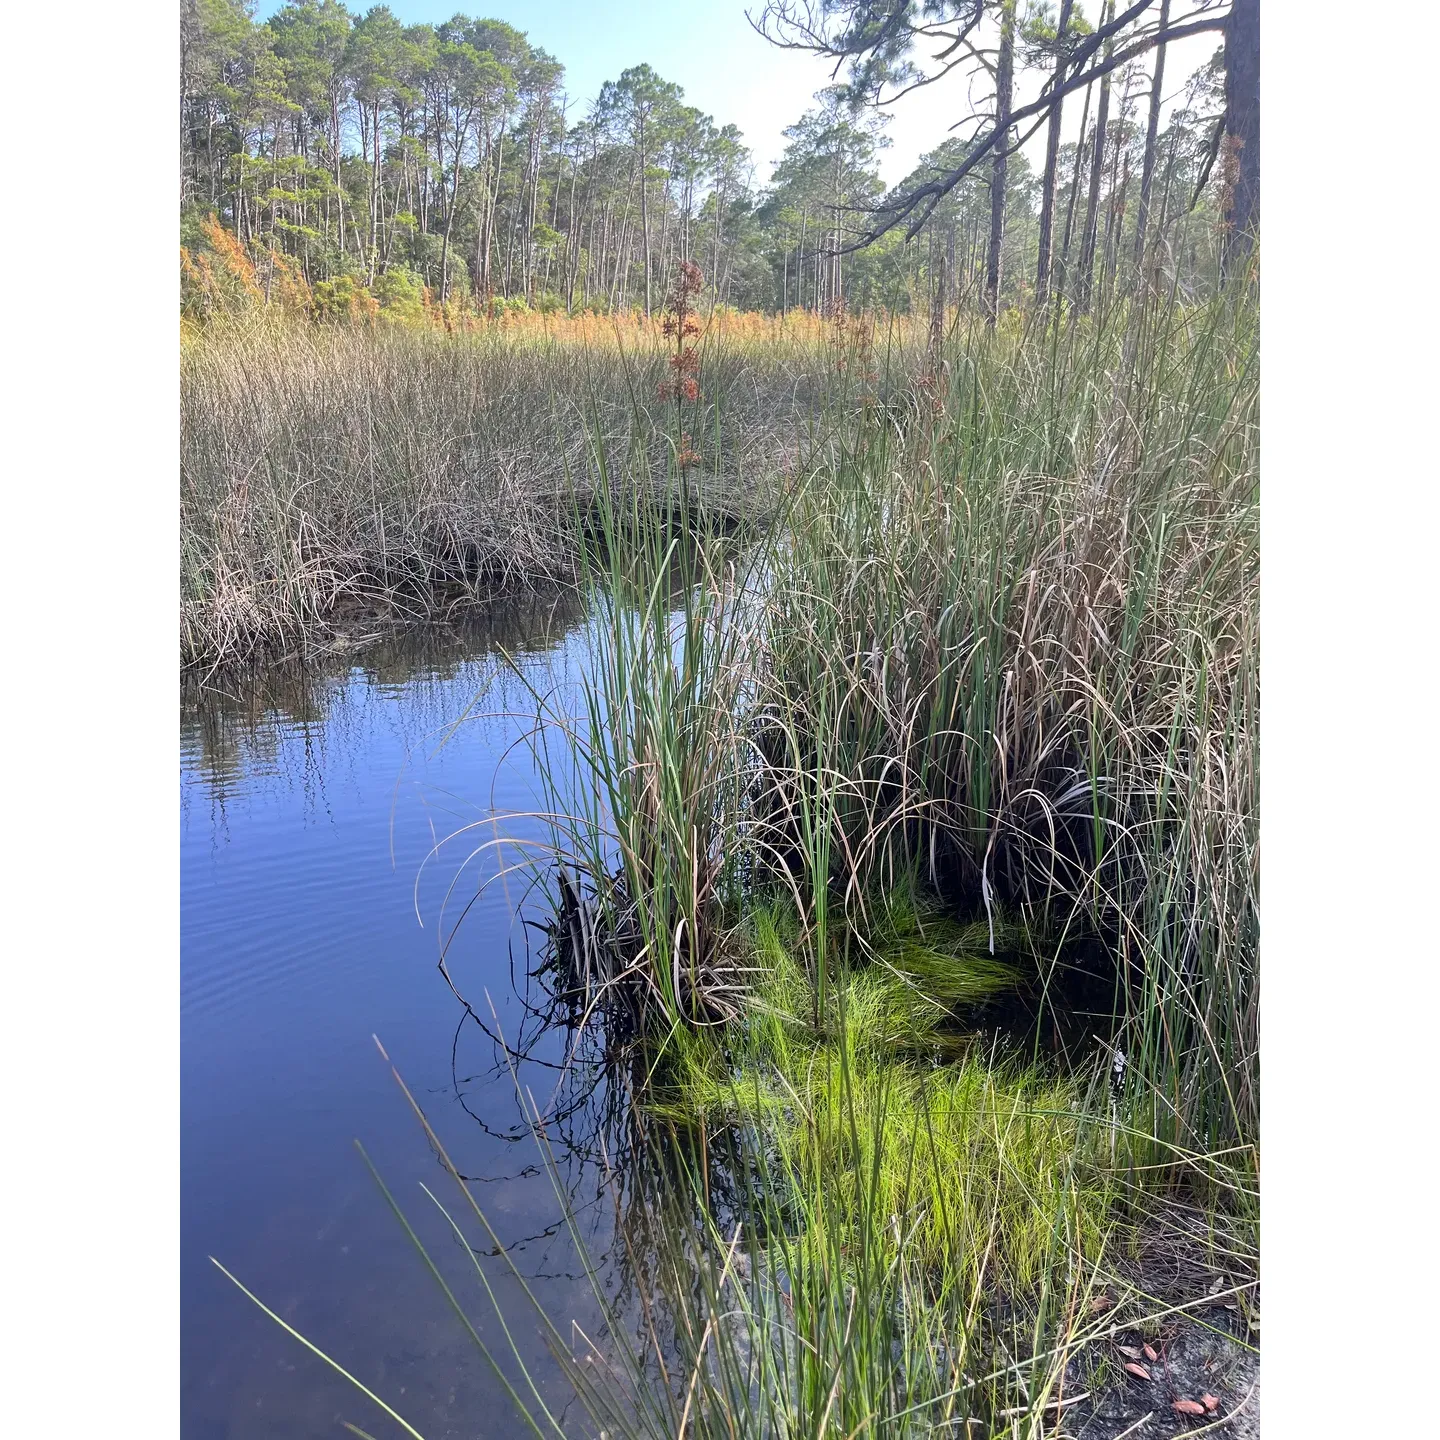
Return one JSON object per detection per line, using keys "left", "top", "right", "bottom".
{"left": 180, "top": 583, "right": 1150, "bottom": 1440}
{"left": 182, "top": 593, "right": 631, "bottom": 1440}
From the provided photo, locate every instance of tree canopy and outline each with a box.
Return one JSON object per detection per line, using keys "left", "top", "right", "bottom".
{"left": 180, "top": 0, "right": 1250, "bottom": 322}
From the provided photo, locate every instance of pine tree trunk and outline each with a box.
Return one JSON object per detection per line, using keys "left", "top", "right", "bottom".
{"left": 1102, "top": 143, "right": 1130, "bottom": 310}
{"left": 711, "top": 181, "right": 726, "bottom": 306}
{"left": 439, "top": 116, "right": 469, "bottom": 305}
{"left": 1222, "top": 0, "right": 1260, "bottom": 273}
{"left": 482, "top": 126, "right": 506, "bottom": 298}
{"left": 1053, "top": 80, "right": 1092, "bottom": 305}
{"left": 332, "top": 90, "right": 345, "bottom": 259}
{"left": 658, "top": 173, "right": 673, "bottom": 294}
{"left": 1152, "top": 80, "right": 1189, "bottom": 288}
{"left": 1132, "top": 0, "right": 1171, "bottom": 272}
{"left": 1035, "top": 0, "right": 1074, "bottom": 308}
{"left": 639, "top": 122, "right": 652, "bottom": 314}
{"left": 797, "top": 210, "right": 807, "bottom": 311}
{"left": 369, "top": 101, "right": 383, "bottom": 285}
{"left": 566, "top": 146, "right": 582, "bottom": 308}
{"left": 984, "top": 0, "right": 1017, "bottom": 325}
{"left": 1075, "top": 1, "right": 1114, "bottom": 315}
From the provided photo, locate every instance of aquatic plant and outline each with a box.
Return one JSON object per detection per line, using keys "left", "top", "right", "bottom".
{"left": 651, "top": 903, "right": 1112, "bottom": 1295}
{"left": 219, "top": 1030, "right": 1137, "bottom": 1440}
{"left": 761, "top": 289, "right": 1259, "bottom": 1161}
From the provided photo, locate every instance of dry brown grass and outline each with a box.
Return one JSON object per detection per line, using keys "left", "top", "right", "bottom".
{"left": 180, "top": 312, "right": 912, "bottom": 666}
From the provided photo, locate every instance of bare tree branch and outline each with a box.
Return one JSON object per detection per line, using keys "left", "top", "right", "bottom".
{"left": 834, "top": 11, "right": 1227, "bottom": 252}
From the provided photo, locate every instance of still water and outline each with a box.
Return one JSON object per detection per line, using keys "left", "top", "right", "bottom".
{"left": 181, "top": 595, "right": 622, "bottom": 1438}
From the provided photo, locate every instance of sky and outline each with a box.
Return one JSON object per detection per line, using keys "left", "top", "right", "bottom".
{"left": 254, "top": 0, "right": 1224, "bottom": 191}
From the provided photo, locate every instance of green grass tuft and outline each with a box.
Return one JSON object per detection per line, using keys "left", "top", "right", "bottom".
{"left": 653, "top": 904, "right": 1110, "bottom": 1296}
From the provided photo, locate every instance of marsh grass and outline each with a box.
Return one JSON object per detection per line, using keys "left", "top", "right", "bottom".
{"left": 180, "top": 311, "right": 918, "bottom": 666}
{"left": 518, "top": 288, "right": 1256, "bottom": 1159}
{"left": 210, "top": 284, "right": 1259, "bottom": 1437}
{"left": 770, "top": 293, "right": 1260, "bottom": 1163}
{"left": 507, "top": 495, "right": 766, "bottom": 1034}
{"left": 650, "top": 903, "right": 1114, "bottom": 1298}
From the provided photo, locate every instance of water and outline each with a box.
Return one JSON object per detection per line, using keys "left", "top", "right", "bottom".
{"left": 181, "top": 596, "right": 623, "bottom": 1439}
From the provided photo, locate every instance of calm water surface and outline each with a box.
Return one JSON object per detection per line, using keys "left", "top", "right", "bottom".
{"left": 181, "top": 596, "right": 623, "bottom": 1439}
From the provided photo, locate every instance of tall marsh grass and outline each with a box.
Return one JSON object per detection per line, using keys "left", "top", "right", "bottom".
{"left": 212, "top": 285, "right": 1259, "bottom": 1436}
{"left": 180, "top": 311, "right": 923, "bottom": 666}
{"left": 463, "top": 285, "right": 1257, "bottom": 1422}
{"left": 763, "top": 296, "right": 1259, "bottom": 1160}
{"left": 529, "top": 291, "right": 1257, "bottom": 1155}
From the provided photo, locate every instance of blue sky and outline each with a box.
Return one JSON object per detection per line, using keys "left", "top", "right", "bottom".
{"left": 254, "top": 1, "right": 1220, "bottom": 190}
{"left": 253, "top": 1, "right": 874, "bottom": 182}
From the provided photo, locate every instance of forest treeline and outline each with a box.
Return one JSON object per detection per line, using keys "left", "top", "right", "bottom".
{"left": 181, "top": 0, "right": 1248, "bottom": 322}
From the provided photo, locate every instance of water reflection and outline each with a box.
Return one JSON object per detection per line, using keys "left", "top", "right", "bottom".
{"left": 181, "top": 587, "right": 639, "bottom": 1440}
{"left": 182, "top": 590, "right": 586, "bottom": 800}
